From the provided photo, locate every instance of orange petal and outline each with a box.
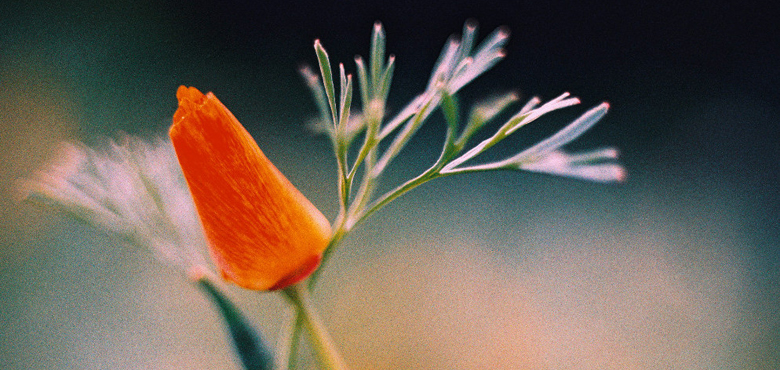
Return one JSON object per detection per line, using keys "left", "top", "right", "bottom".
{"left": 169, "top": 86, "right": 331, "bottom": 291}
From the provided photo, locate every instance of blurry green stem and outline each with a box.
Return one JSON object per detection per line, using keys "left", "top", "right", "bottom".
{"left": 278, "top": 227, "right": 345, "bottom": 370}
{"left": 197, "top": 276, "right": 274, "bottom": 370}
{"left": 309, "top": 226, "right": 347, "bottom": 289}
{"left": 282, "top": 284, "right": 348, "bottom": 370}
{"left": 275, "top": 309, "right": 304, "bottom": 370}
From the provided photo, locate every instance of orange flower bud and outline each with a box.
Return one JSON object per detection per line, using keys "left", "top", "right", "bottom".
{"left": 170, "top": 86, "right": 331, "bottom": 291}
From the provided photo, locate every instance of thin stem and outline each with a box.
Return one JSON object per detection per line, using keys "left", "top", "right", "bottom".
{"left": 278, "top": 215, "right": 348, "bottom": 370}
{"left": 372, "top": 93, "right": 437, "bottom": 177}
{"left": 197, "top": 275, "right": 274, "bottom": 370}
{"left": 350, "top": 167, "right": 440, "bottom": 227}
{"left": 282, "top": 284, "right": 349, "bottom": 370}
{"left": 336, "top": 148, "right": 350, "bottom": 218}
{"left": 308, "top": 226, "right": 347, "bottom": 289}
{"left": 276, "top": 307, "right": 304, "bottom": 370}
{"left": 277, "top": 227, "right": 343, "bottom": 370}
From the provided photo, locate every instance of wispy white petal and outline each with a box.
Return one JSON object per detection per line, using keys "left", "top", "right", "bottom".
{"left": 449, "top": 27, "right": 509, "bottom": 93}
{"left": 506, "top": 93, "right": 581, "bottom": 135}
{"left": 17, "top": 136, "right": 210, "bottom": 276}
{"left": 518, "top": 149, "right": 626, "bottom": 183}
{"left": 507, "top": 102, "right": 609, "bottom": 161}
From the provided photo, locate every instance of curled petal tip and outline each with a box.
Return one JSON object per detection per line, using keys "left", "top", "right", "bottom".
{"left": 173, "top": 86, "right": 209, "bottom": 125}
{"left": 176, "top": 85, "right": 206, "bottom": 105}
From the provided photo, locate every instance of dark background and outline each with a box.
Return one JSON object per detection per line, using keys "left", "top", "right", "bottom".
{"left": 2, "top": 0, "right": 778, "bottom": 368}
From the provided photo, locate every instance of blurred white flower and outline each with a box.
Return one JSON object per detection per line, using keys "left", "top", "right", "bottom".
{"left": 16, "top": 135, "right": 210, "bottom": 276}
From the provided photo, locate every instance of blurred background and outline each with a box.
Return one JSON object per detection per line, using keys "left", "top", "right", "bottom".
{"left": 1, "top": 0, "right": 778, "bottom": 368}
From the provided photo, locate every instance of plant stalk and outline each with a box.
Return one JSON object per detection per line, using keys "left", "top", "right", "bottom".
{"left": 282, "top": 284, "right": 348, "bottom": 370}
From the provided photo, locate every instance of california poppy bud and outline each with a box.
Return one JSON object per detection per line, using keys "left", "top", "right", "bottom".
{"left": 170, "top": 86, "right": 331, "bottom": 291}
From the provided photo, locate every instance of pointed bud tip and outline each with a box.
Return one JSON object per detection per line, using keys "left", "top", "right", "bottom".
{"left": 173, "top": 86, "right": 210, "bottom": 127}
{"left": 176, "top": 85, "right": 204, "bottom": 103}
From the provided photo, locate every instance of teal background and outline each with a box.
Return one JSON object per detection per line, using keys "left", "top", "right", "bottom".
{"left": 2, "top": 0, "right": 778, "bottom": 368}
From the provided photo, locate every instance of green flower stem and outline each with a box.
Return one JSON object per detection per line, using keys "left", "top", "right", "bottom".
{"left": 371, "top": 93, "right": 437, "bottom": 177}
{"left": 350, "top": 167, "right": 440, "bottom": 228}
{"left": 277, "top": 226, "right": 346, "bottom": 370}
{"left": 275, "top": 308, "right": 304, "bottom": 370}
{"left": 282, "top": 284, "right": 349, "bottom": 370}
{"left": 279, "top": 162, "right": 442, "bottom": 370}
{"left": 309, "top": 226, "right": 347, "bottom": 289}
{"left": 196, "top": 275, "right": 274, "bottom": 370}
